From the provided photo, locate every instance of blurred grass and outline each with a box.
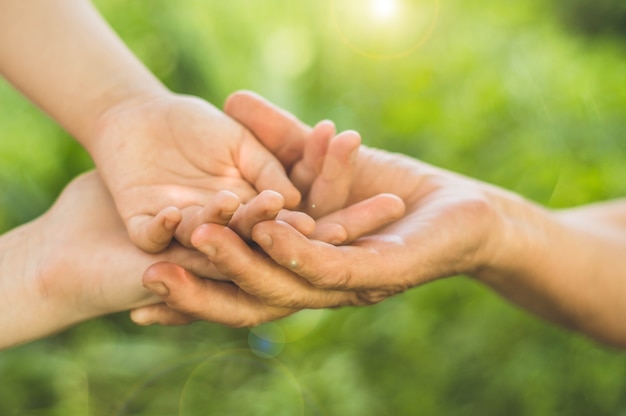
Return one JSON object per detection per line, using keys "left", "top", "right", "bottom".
{"left": 2, "top": 0, "right": 626, "bottom": 415}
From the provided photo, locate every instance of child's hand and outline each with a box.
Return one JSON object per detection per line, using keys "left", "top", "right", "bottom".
{"left": 0, "top": 171, "right": 223, "bottom": 349}
{"left": 90, "top": 93, "right": 302, "bottom": 253}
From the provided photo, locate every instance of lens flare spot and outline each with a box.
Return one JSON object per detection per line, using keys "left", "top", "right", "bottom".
{"left": 371, "top": 0, "right": 398, "bottom": 20}
{"left": 331, "top": 0, "right": 440, "bottom": 59}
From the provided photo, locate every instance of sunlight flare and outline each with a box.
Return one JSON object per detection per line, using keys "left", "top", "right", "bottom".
{"left": 370, "top": 0, "right": 398, "bottom": 21}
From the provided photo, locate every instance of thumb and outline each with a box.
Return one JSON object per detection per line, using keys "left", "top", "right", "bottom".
{"left": 224, "top": 90, "right": 311, "bottom": 170}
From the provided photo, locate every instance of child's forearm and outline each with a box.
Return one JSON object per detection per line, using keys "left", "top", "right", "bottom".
{"left": 0, "top": 220, "right": 76, "bottom": 350}
{"left": 0, "top": 0, "right": 168, "bottom": 150}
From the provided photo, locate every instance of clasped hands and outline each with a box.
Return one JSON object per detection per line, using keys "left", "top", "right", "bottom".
{"left": 30, "top": 90, "right": 402, "bottom": 331}
{"left": 119, "top": 90, "right": 409, "bottom": 326}
{"left": 36, "top": 90, "right": 503, "bottom": 334}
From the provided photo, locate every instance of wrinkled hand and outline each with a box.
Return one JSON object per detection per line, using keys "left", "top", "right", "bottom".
{"left": 90, "top": 92, "right": 301, "bottom": 252}
{"left": 226, "top": 91, "right": 503, "bottom": 300}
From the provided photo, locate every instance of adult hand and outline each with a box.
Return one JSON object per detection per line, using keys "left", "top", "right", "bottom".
{"left": 224, "top": 92, "right": 626, "bottom": 350}
{"left": 221, "top": 92, "right": 514, "bottom": 300}
{"left": 131, "top": 92, "right": 504, "bottom": 325}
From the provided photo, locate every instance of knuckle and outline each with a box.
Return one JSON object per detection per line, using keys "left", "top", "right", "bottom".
{"left": 258, "top": 287, "right": 306, "bottom": 310}
{"left": 305, "top": 259, "right": 353, "bottom": 290}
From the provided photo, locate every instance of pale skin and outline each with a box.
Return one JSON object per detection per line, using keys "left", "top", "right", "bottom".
{"left": 0, "top": 169, "right": 364, "bottom": 350}
{"left": 2, "top": 0, "right": 623, "bottom": 348}
{"left": 138, "top": 91, "right": 626, "bottom": 349}
{"left": 0, "top": 171, "right": 217, "bottom": 350}
{"left": 0, "top": 97, "right": 403, "bottom": 349}
{"left": 0, "top": 0, "right": 407, "bottom": 338}
{"left": 0, "top": 0, "right": 301, "bottom": 251}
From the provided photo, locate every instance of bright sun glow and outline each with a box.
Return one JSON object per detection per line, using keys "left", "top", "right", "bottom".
{"left": 370, "top": 0, "right": 398, "bottom": 20}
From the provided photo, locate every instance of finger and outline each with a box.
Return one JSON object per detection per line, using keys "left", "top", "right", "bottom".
{"left": 131, "top": 303, "right": 197, "bottom": 326}
{"left": 306, "top": 131, "right": 361, "bottom": 218}
{"left": 237, "top": 135, "right": 302, "bottom": 208}
{"left": 174, "top": 191, "right": 241, "bottom": 247}
{"left": 228, "top": 190, "right": 285, "bottom": 240}
{"left": 276, "top": 209, "right": 316, "bottom": 236}
{"left": 137, "top": 262, "right": 294, "bottom": 327}
{"left": 252, "top": 221, "right": 408, "bottom": 292}
{"left": 192, "top": 224, "right": 360, "bottom": 308}
{"left": 290, "top": 120, "right": 335, "bottom": 195}
{"left": 224, "top": 90, "right": 311, "bottom": 169}
{"left": 165, "top": 240, "right": 229, "bottom": 281}
{"left": 127, "top": 207, "right": 182, "bottom": 253}
{"left": 312, "top": 194, "right": 406, "bottom": 244}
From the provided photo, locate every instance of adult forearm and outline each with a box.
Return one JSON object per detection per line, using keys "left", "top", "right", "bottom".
{"left": 0, "top": 0, "right": 167, "bottom": 149}
{"left": 476, "top": 196, "right": 626, "bottom": 347}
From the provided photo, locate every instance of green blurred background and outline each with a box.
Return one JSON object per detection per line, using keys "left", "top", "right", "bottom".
{"left": 2, "top": 0, "right": 626, "bottom": 414}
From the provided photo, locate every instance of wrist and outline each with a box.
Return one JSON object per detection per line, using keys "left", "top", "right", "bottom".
{"left": 86, "top": 86, "right": 172, "bottom": 157}
{"left": 470, "top": 186, "right": 553, "bottom": 283}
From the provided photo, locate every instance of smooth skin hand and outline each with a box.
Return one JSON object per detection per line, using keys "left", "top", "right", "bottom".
{"left": 0, "top": 171, "right": 311, "bottom": 350}
{"left": 139, "top": 91, "right": 626, "bottom": 348}
{"left": 92, "top": 93, "right": 302, "bottom": 251}
{"left": 0, "top": 172, "right": 209, "bottom": 350}
{"left": 0, "top": 0, "right": 299, "bottom": 252}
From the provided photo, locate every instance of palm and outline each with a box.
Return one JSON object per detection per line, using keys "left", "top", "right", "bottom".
{"left": 91, "top": 94, "right": 299, "bottom": 250}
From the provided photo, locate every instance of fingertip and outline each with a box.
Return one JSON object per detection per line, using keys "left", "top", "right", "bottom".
{"left": 283, "top": 187, "right": 302, "bottom": 209}
{"left": 380, "top": 193, "right": 407, "bottom": 218}
{"left": 159, "top": 206, "right": 183, "bottom": 227}
{"left": 129, "top": 211, "right": 182, "bottom": 253}
{"left": 312, "top": 120, "right": 336, "bottom": 139}
{"left": 333, "top": 130, "right": 362, "bottom": 151}
{"left": 213, "top": 190, "right": 242, "bottom": 213}
{"left": 190, "top": 223, "right": 219, "bottom": 248}
{"left": 131, "top": 305, "right": 196, "bottom": 326}
{"left": 276, "top": 210, "right": 316, "bottom": 236}
{"left": 143, "top": 261, "right": 185, "bottom": 288}
{"left": 312, "top": 223, "right": 349, "bottom": 245}
{"left": 130, "top": 307, "right": 157, "bottom": 326}
{"left": 224, "top": 90, "right": 257, "bottom": 114}
{"left": 257, "top": 190, "right": 286, "bottom": 213}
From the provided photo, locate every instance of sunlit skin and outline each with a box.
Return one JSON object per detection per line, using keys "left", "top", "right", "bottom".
{"left": 130, "top": 100, "right": 405, "bottom": 325}
{"left": 0, "top": 0, "right": 405, "bottom": 348}
{"left": 140, "top": 91, "right": 626, "bottom": 349}
{"left": 0, "top": 0, "right": 300, "bottom": 253}
{"left": 0, "top": 86, "right": 405, "bottom": 348}
{"left": 0, "top": 151, "right": 400, "bottom": 349}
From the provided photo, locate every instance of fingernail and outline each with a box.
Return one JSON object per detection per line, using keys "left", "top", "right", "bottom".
{"left": 164, "top": 218, "right": 179, "bottom": 231}
{"left": 145, "top": 281, "right": 169, "bottom": 297}
{"left": 199, "top": 243, "right": 217, "bottom": 258}
{"left": 254, "top": 232, "right": 273, "bottom": 249}
{"left": 350, "top": 147, "right": 359, "bottom": 164}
